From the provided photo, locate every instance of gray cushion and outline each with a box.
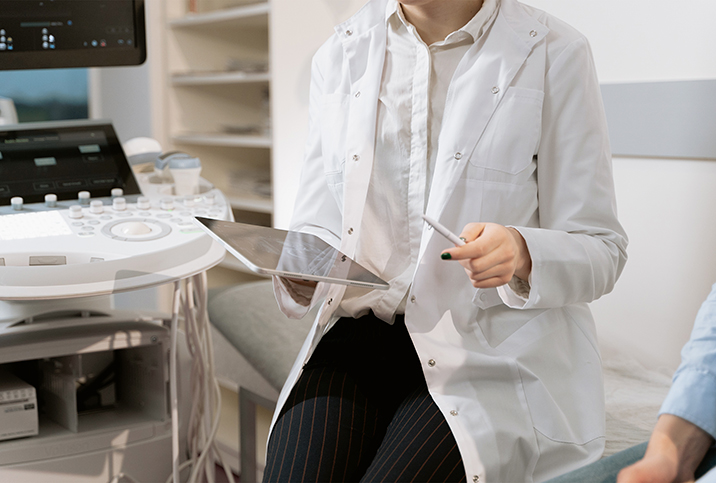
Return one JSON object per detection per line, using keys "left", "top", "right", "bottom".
{"left": 208, "top": 280, "right": 316, "bottom": 391}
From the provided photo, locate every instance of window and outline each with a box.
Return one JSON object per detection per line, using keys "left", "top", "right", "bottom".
{"left": 0, "top": 68, "right": 88, "bottom": 122}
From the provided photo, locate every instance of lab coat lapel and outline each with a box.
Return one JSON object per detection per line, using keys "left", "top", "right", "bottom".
{"left": 421, "top": 1, "right": 548, "bottom": 260}
{"left": 334, "top": 11, "right": 386, "bottom": 259}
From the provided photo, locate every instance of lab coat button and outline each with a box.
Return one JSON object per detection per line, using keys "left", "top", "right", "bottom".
{"left": 327, "top": 298, "right": 333, "bottom": 306}
{"left": 345, "top": 30, "right": 353, "bottom": 36}
{"left": 410, "top": 295, "right": 416, "bottom": 303}
{"left": 348, "top": 227, "right": 354, "bottom": 235}
{"left": 450, "top": 410, "right": 458, "bottom": 416}
{"left": 354, "top": 91, "right": 361, "bottom": 98}
{"left": 352, "top": 154, "right": 360, "bottom": 162}
{"left": 473, "top": 476, "right": 480, "bottom": 482}
{"left": 454, "top": 152, "right": 462, "bottom": 160}
{"left": 479, "top": 293, "right": 487, "bottom": 301}
{"left": 428, "top": 359, "right": 436, "bottom": 367}
{"left": 491, "top": 86, "right": 500, "bottom": 94}
{"left": 530, "top": 30, "right": 538, "bottom": 37}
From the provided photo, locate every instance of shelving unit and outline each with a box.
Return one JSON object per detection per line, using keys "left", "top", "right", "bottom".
{"left": 161, "top": 0, "right": 273, "bottom": 242}
{"left": 0, "top": 318, "right": 174, "bottom": 481}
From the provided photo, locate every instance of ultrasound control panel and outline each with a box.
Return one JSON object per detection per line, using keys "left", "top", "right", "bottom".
{"left": 0, "top": 120, "right": 231, "bottom": 301}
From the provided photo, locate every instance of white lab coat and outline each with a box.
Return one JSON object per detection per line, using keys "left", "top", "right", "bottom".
{"left": 270, "top": 0, "right": 628, "bottom": 481}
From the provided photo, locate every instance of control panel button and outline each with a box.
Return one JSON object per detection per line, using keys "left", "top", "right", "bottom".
{"left": 113, "top": 197, "right": 127, "bottom": 211}
{"left": 111, "top": 188, "right": 124, "bottom": 197}
{"left": 45, "top": 194, "right": 58, "bottom": 207}
{"left": 160, "top": 198, "right": 174, "bottom": 211}
{"left": 69, "top": 205, "right": 83, "bottom": 219}
{"left": 10, "top": 197, "right": 23, "bottom": 211}
{"left": 204, "top": 192, "right": 216, "bottom": 205}
{"left": 29, "top": 256, "right": 67, "bottom": 266}
{"left": 78, "top": 191, "right": 91, "bottom": 204}
{"left": 90, "top": 200, "right": 104, "bottom": 214}
{"left": 137, "top": 196, "right": 151, "bottom": 210}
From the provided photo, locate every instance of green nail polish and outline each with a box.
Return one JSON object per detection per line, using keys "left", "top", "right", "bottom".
{"left": 441, "top": 252, "right": 452, "bottom": 260}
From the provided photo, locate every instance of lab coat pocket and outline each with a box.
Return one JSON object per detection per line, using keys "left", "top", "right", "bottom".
{"left": 469, "top": 87, "right": 543, "bottom": 178}
{"left": 320, "top": 93, "right": 350, "bottom": 172}
{"left": 495, "top": 308, "right": 604, "bottom": 445}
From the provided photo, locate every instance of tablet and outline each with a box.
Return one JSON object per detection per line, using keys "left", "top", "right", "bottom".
{"left": 194, "top": 217, "right": 389, "bottom": 290}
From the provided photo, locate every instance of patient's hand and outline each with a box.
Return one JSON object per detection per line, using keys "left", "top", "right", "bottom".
{"left": 617, "top": 451, "right": 681, "bottom": 483}
{"left": 617, "top": 414, "right": 713, "bottom": 483}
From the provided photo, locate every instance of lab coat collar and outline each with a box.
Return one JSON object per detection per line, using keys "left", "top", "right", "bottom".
{"left": 333, "top": 1, "right": 388, "bottom": 260}
{"left": 333, "top": 0, "right": 389, "bottom": 42}
{"left": 333, "top": 0, "right": 549, "bottom": 261}
{"left": 420, "top": 0, "right": 549, "bottom": 258}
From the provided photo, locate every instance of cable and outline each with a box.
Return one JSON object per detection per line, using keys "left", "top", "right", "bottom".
{"left": 110, "top": 473, "right": 142, "bottom": 483}
{"left": 170, "top": 280, "right": 182, "bottom": 483}
{"left": 168, "top": 273, "right": 236, "bottom": 483}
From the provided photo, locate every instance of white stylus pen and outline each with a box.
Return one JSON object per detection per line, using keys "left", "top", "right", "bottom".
{"left": 421, "top": 214, "right": 466, "bottom": 247}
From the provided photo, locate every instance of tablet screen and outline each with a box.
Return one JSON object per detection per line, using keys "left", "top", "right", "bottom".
{"left": 195, "top": 217, "right": 389, "bottom": 290}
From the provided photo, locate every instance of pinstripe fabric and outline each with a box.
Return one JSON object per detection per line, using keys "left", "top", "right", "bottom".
{"left": 263, "top": 314, "right": 466, "bottom": 483}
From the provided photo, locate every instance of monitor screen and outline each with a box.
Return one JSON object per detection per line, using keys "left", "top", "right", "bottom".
{"left": 0, "top": 120, "right": 141, "bottom": 205}
{"left": 0, "top": 0, "right": 146, "bottom": 70}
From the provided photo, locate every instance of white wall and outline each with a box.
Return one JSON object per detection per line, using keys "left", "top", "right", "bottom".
{"left": 522, "top": 0, "right": 716, "bottom": 372}
{"left": 89, "top": 0, "right": 165, "bottom": 145}
{"left": 270, "top": 0, "right": 716, "bottom": 372}
{"left": 522, "top": 0, "right": 716, "bottom": 84}
{"left": 270, "top": 0, "right": 365, "bottom": 228}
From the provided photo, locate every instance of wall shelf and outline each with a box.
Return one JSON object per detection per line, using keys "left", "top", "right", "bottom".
{"left": 169, "top": 3, "right": 270, "bottom": 29}
{"left": 172, "top": 133, "right": 272, "bottom": 149}
{"left": 160, "top": 0, "right": 274, "bottom": 275}
{"left": 172, "top": 71, "right": 271, "bottom": 86}
{"left": 227, "top": 195, "right": 272, "bottom": 214}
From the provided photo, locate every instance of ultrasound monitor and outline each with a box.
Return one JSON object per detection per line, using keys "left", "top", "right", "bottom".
{"left": 0, "top": 0, "right": 146, "bottom": 70}
{"left": 0, "top": 120, "right": 141, "bottom": 205}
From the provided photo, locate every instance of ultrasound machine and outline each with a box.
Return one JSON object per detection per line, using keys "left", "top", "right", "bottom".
{"left": 0, "top": 2, "right": 234, "bottom": 482}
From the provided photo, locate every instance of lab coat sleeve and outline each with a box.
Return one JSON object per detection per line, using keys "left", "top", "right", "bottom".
{"left": 509, "top": 37, "right": 628, "bottom": 310}
{"left": 273, "top": 45, "right": 344, "bottom": 318}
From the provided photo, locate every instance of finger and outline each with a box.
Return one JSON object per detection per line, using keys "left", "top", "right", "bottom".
{"left": 468, "top": 275, "right": 512, "bottom": 289}
{"left": 445, "top": 235, "right": 515, "bottom": 263}
{"left": 459, "top": 223, "right": 486, "bottom": 243}
{"left": 444, "top": 225, "right": 508, "bottom": 261}
{"left": 464, "top": 262, "right": 514, "bottom": 285}
{"left": 459, "top": 247, "right": 516, "bottom": 275}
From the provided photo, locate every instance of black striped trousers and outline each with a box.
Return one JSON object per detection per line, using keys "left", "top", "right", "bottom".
{"left": 263, "top": 313, "right": 466, "bottom": 483}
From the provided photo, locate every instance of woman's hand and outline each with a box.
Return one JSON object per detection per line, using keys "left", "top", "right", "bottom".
{"left": 440, "top": 223, "right": 532, "bottom": 289}
{"left": 281, "top": 277, "right": 319, "bottom": 289}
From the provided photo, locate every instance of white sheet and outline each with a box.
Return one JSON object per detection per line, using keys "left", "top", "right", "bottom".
{"left": 602, "top": 346, "right": 673, "bottom": 456}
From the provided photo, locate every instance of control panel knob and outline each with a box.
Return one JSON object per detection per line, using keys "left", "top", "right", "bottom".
{"left": 160, "top": 198, "right": 174, "bottom": 211}
{"left": 90, "top": 200, "right": 104, "bottom": 214}
{"left": 137, "top": 196, "right": 151, "bottom": 210}
{"left": 204, "top": 192, "right": 216, "bottom": 206}
{"left": 69, "top": 205, "right": 83, "bottom": 219}
{"left": 45, "top": 194, "right": 58, "bottom": 208}
{"left": 10, "top": 197, "right": 23, "bottom": 211}
{"left": 78, "top": 191, "right": 91, "bottom": 205}
{"left": 111, "top": 188, "right": 124, "bottom": 197}
{"left": 183, "top": 197, "right": 195, "bottom": 208}
{"left": 113, "top": 197, "right": 127, "bottom": 211}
